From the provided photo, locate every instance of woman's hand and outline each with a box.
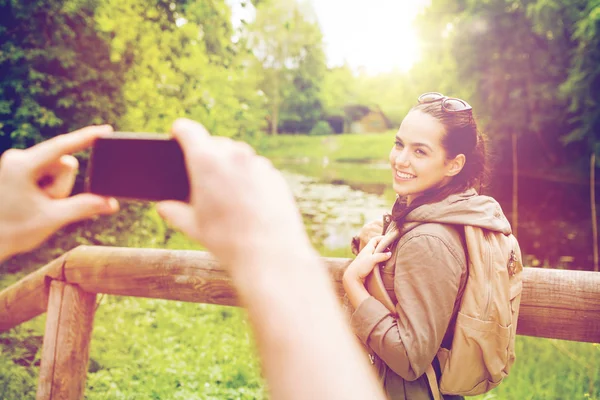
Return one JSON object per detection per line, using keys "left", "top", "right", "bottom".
{"left": 343, "top": 236, "right": 392, "bottom": 309}
{"left": 351, "top": 219, "right": 383, "bottom": 255}
{"left": 344, "top": 236, "right": 392, "bottom": 283}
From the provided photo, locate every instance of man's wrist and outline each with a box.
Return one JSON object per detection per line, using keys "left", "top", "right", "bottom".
{"left": 229, "top": 235, "right": 320, "bottom": 282}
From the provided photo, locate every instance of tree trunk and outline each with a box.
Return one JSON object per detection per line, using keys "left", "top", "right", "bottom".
{"left": 512, "top": 132, "right": 518, "bottom": 238}
{"left": 591, "top": 152, "right": 598, "bottom": 272}
{"left": 270, "top": 72, "right": 280, "bottom": 136}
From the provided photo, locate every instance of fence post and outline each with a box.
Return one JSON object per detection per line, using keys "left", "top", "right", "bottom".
{"left": 36, "top": 281, "right": 97, "bottom": 400}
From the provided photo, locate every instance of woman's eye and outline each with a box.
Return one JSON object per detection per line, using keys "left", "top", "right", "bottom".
{"left": 395, "top": 141, "right": 403, "bottom": 147}
{"left": 415, "top": 149, "right": 426, "bottom": 156}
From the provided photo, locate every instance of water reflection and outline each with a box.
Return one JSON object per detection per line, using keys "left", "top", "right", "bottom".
{"left": 283, "top": 172, "right": 389, "bottom": 254}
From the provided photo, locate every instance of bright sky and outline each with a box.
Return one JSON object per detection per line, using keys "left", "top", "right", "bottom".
{"left": 228, "top": 0, "right": 430, "bottom": 74}
{"left": 310, "top": 0, "right": 429, "bottom": 74}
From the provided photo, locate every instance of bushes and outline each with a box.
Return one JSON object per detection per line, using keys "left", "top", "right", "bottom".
{"left": 309, "top": 120, "right": 333, "bottom": 136}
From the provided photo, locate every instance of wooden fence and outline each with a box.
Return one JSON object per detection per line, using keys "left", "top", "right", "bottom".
{"left": 1, "top": 245, "right": 599, "bottom": 399}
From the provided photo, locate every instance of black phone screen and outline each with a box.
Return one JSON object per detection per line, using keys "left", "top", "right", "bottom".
{"left": 86, "top": 133, "right": 190, "bottom": 201}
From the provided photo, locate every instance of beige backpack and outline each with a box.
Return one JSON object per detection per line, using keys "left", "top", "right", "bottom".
{"left": 367, "top": 223, "right": 524, "bottom": 398}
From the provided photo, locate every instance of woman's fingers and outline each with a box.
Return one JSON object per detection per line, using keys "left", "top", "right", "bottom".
{"left": 362, "top": 235, "right": 385, "bottom": 253}
{"left": 375, "top": 251, "right": 393, "bottom": 263}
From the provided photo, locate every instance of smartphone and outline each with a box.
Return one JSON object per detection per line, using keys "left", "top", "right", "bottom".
{"left": 86, "top": 132, "right": 190, "bottom": 201}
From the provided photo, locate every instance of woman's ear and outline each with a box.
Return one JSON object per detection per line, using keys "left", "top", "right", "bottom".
{"left": 445, "top": 154, "right": 466, "bottom": 177}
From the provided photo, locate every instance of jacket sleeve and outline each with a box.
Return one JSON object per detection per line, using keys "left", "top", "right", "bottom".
{"left": 350, "top": 233, "right": 464, "bottom": 381}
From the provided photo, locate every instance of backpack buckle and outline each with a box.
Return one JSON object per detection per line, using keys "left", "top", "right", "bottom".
{"left": 508, "top": 250, "right": 517, "bottom": 276}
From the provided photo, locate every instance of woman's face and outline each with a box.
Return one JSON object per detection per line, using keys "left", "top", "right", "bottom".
{"left": 389, "top": 110, "right": 463, "bottom": 205}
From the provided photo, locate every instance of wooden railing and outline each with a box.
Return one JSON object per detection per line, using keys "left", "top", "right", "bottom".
{"left": 1, "top": 245, "right": 600, "bottom": 399}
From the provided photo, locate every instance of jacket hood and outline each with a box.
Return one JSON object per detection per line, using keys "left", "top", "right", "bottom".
{"left": 401, "top": 188, "right": 512, "bottom": 235}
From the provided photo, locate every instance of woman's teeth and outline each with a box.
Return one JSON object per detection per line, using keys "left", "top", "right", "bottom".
{"left": 396, "top": 171, "right": 416, "bottom": 179}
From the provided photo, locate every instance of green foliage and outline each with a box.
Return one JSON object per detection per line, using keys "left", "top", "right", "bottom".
{"left": 85, "top": 297, "right": 264, "bottom": 399}
{"left": 95, "top": 0, "right": 266, "bottom": 137}
{"left": 559, "top": 0, "right": 600, "bottom": 155}
{"left": 321, "top": 65, "right": 358, "bottom": 116}
{"left": 472, "top": 337, "right": 600, "bottom": 400}
{"left": 0, "top": 0, "right": 269, "bottom": 153}
{"left": 321, "top": 66, "right": 414, "bottom": 128}
{"left": 309, "top": 120, "right": 333, "bottom": 136}
{"left": 412, "top": 0, "right": 600, "bottom": 173}
{"left": 0, "top": 0, "right": 127, "bottom": 150}
{"left": 278, "top": 10, "right": 326, "bottom": 134}
{"left": 248, "top": 0, "right": 326, "bottom": 134}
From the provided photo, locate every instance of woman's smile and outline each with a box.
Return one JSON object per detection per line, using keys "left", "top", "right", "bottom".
{"left": 394, "top": 170, "right": 417, "bottom": 181}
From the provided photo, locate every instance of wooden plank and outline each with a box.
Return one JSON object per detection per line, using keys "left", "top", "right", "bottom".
{"left": 1, "top": 246, "right": 599, "bottom": 344}
{"left": 63, "top": 246, "right": 600, "bottom": 343}
{"left": 37, "top": 281, "right": 96, "bottom": 400}
{"left": 64, "top": 246, "right": 349, "bottom": 306}
{"left": 0, "top": 255, "right": 66, "bottom": 332}
{"left": 64, "top": 246, "right": 241, "bottom": 306}
{"left": 517, "top": 267, "right": 600, "bottom": 343}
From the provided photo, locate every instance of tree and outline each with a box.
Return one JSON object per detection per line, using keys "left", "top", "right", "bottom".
{"left": 278, "top": 13, "right": 326, "bottom": 133}
{"left": 95, "top": 0, "right": 266, "bottom": 137}
{"left": 248, "top": 0, "right": 326, "bottom": 135}
{"left": 321, "top": 65, "right": 357, "bottom": 115}
{"left": 558, "top": 0, "right": 600, "bottom": 271}
{"left": 415, "top": 0, "right": 582, "bottom": 237}
{"left": 0, "top": 0, "right": 269, "bottom": 273}
{"left": 0, "top": 0, "right": 127, "bottom": 152}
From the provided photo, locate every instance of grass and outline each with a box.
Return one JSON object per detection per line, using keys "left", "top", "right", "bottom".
{"left": 2, "top": 267, "right": 599, "bottom": 400}
{"left": 247, "top": 130, "right": 396, "bottom": 162}
{"left": 0, "top": 132, "right": 599, "bottom": 399}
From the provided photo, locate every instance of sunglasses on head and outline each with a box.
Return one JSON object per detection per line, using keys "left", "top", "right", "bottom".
{"left": 418, "top": 92, "right": 473, "bottom": 113}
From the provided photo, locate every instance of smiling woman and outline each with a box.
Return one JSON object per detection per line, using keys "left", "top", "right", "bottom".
{"left": 343, "top": 93, "right": 521, "bottom": 400}
{"left": 390, "top": 110, "right": 464, "bottom": 205}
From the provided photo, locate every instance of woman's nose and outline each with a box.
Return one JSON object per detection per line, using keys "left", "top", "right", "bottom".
{"left": 394, "top": 150, "right": 410, "bottom": 167}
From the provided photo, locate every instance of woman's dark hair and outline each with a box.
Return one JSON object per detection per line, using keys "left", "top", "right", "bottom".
{"left": 393, "top": 100, "right": 490, "bottom": 220}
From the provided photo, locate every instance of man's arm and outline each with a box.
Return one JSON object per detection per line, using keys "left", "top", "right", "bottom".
{"left": 157, "top": 119, "right": 386, "bottom": 400}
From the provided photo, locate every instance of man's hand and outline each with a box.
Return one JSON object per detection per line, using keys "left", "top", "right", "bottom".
{"left": 0, "top": 125, "right": 119, "bottom": 261}
{"left": 156, "top": 118, "right": 311, "bottom": 269}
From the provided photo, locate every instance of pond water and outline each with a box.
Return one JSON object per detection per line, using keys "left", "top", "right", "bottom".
{"left": 281, "top": 172, "right": 389, "bottom": 257}
{"left": 278, "top": 159, "right": 596, "bottom": 271}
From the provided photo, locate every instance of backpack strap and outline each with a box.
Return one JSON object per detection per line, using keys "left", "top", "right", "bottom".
{"left": 425, "top": 364, "right": 442, "bottom": 400}
{"left": 364, "top": 223, "right": 400, "bottom": 314}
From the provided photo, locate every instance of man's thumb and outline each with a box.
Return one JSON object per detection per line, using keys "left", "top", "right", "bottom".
{"left": 155, "top": 201, "right": 200, "bottom": 240}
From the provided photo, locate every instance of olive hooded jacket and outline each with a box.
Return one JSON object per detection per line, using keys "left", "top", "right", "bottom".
{"left": 348, "top": 189, "right": 512, "bottom": 399}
